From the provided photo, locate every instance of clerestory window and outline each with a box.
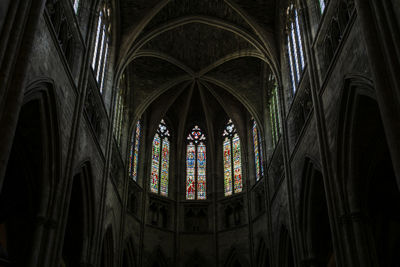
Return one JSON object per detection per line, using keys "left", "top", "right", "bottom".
{"left": 286, "top": 2, "right": 305, "bottom": 94}
{"left": 91, "top": 1, "right": 111, "bottom": 93}
{"left": 268, "top": 75, "right": 282, "bottom": 147}
{"left": 128, "top": 120, "right": 141, "bottom": 181}
{"left": 113, "top": 74, "right": 125, "bottom": 146}
{"left": 252, "top": 120, "right": 265, "bottom": 182}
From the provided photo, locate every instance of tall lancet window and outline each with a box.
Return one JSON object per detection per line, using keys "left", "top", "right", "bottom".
{"left": 72, "top": 0, "right": 80, "bottom": 14}
{"left": 223, "top": 119, "right": 243, "bottom": 196}
{"left": 252, "top": 120, "right": 264, "bottom": 182}
{"left": 318, "top": 0, "right": 326, "bottom": 14}
{"left": 268, "top": 74, "right": 282, "bottom": 147}
{"left": 286, "top": 2, "right": 305, "bottom": 93}
{"left": 186, "top": 126, "right": 207, "bottom": 200}
{"left": 128, "top": 120, "right": 141, "bottom": 181}
{"left": 91, "top": 1, "right": 111, "bottom": 93}
{"left": 150, "top": 119, "right": 170, "bottom": 196}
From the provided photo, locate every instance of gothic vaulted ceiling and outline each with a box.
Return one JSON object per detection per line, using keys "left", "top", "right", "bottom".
{"left": 118, "top": 0, "right": 279, "bottom": 126}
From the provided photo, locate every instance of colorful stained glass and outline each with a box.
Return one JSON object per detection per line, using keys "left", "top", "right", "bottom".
{"left": 253, "top": 121, "right": 261, "bottom": 181}
{"left": 187, "top": 125, "right": 206, "bottom": 144}
{"left": 130, "top": 120, "right": 141, "bottom": 181}
{"left": 128, "top": 135, "right": 134, "bottom": 177}
{"left": 150, "top": 133, "right": 160, "bottom": 193}
{"left": 197, "top": 143, "right": 207, "bottom": 199}
{"left": 258, "top": 130, "right": 264, "bottom": 178}
{"left": 232, "top": 134, "right": 242, "bottom": 193}
{"left": 186, "top": 144, "right": 196, "bottom": 200}
{"left": 223, "top": 137, "right": 232, "bottom": 196}
{"left": 160, "top": 138, "right": 169, "bottom": 196}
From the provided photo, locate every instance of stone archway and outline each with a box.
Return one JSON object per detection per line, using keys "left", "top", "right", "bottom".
{"left": 299, "top": 158, "right": 335, "bottom": 267}
{"left": 0, "top": 83, "right": 60, "bottom": 266}
{"left": 338, "top": 80, "right": 400, "bottom": 267}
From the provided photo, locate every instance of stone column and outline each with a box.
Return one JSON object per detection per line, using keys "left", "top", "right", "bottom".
{"left": 0, "top": 0, "right": 46, "bottom": 191}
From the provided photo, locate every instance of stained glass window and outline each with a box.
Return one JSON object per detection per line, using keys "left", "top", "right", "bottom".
{"left": 113, "top": 75, "right": 125, "bottom": 146}
{"left": 160, "top": 139, "right": 169, "bottom": 196}
{"left": 223, "top": 119, "right": 242, "bottom": 196}
{"left": 286, "top": 3, "right": 305, "bottom": 94}
{"left": 186, "top": 144, "right": 196, "bottom": 200}
{"left": 253, "top": 120, "right": 264, "bottom": 182}
{"left": 186, "top": 126, "right": 207, "bottom": 200}
{"left": 92, "top": 1, "right": 111, "bottom": 93}
{"left": 128, "top": 120, "right": 141, "bottom": 181}
{"left": 197, "top": 143, "right": 207, "bottom": 200}
{"left": 268, "top": 75, "right": 282, "bottom": 147}
{"left": 150, "top": 119, "right": 170, "bottom": 196}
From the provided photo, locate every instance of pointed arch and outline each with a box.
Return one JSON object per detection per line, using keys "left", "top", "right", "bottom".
{"left": 298, "top": 157, "right": 334, "bottom": 266}
{"left": 0, "top": 79, "right": 61, "bottom": 265}
{"left": 336, "top": 75, "right": 400, "bottom": 266}
{"left": 223, "top": 247, "right": 249, "bottom": 267}
{"left": 61, "top": 161, "right": 96, "bottom": 266}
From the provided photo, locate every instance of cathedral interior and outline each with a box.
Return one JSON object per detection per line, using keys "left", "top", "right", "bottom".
{"left": 0, "top": 0, "right": 400, "bottom": 266}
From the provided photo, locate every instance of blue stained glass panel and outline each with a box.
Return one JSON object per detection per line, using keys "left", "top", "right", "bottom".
{"left": 197, "top": 143, "right": 207, "bottom": 199}
{"left": 232, "top": 134, "right": 242, "bottom": 193}
{"left": 223, "top": 138, "right": 232, "bottom": 196}
{"left": 253, "top": 121, "right": 261, "bottom": 181}
{"left": 160, "top": 138, "right": 169, "bottom": 196}
{"left": 186, "top": 144, "right": 196, "bottom": 200}
{"left": 150, "top": 134, "right": 160, "bottom": 193}
{"left": 132, "top": 120, "right": 141, "bottom": 181}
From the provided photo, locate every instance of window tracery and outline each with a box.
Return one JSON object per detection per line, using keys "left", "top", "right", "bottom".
{"left": 186, "top": 125, "right": 207, "bottom": 200}
{"left": 223, "top": 120, "right": 242, "bottom": 196}
{"left": 150, "top": 119, "right": 170, "bottom": 196}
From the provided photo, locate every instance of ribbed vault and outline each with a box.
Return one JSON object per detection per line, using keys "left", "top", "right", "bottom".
{"left": 119, "top": 0, "right": 278, "bottom": 128}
